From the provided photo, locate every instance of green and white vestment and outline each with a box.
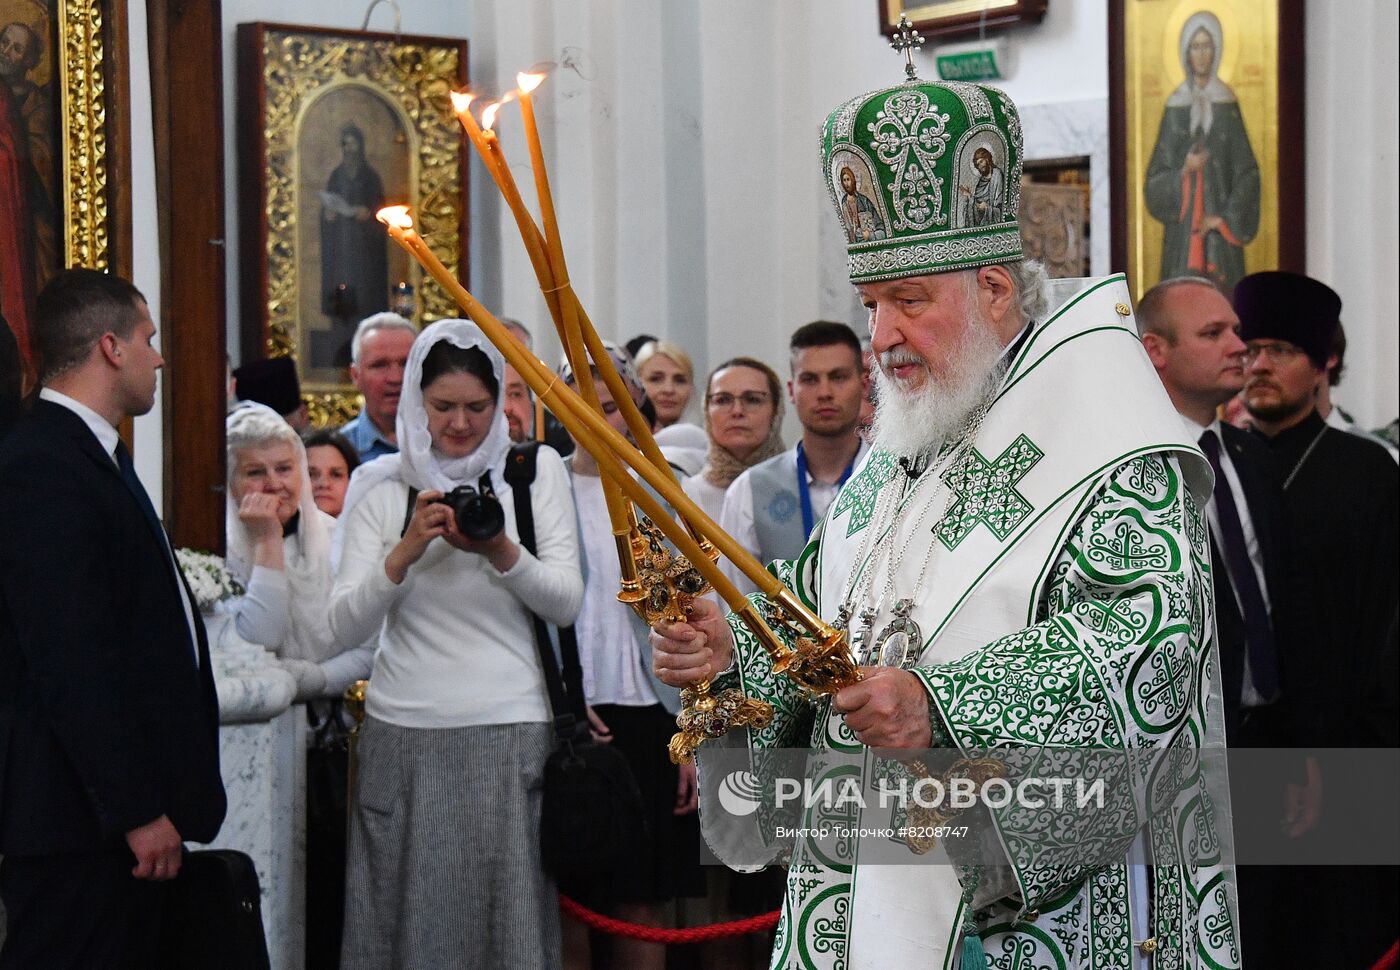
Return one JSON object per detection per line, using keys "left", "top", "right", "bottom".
{"left": 698, "top": 276, "right": 1239, "bottom": 970}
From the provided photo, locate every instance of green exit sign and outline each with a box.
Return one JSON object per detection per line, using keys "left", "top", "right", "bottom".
{"left": 937, "top": 49, "right": 1003, "bottom": 82}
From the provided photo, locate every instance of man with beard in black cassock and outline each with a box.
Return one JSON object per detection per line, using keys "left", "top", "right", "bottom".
{"left": 1236, "top": 270, "right": 1399, "bottom": 967}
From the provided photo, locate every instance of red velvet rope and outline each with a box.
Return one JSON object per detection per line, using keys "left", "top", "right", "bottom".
{"left": 558, "top": 894, "right": 780, "bottom": 943}
{"left": 1372, "top": 940, "right": 1398, "bottom": 970}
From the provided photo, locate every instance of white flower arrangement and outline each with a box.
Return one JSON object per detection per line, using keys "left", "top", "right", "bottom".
{"left": 175, "top": 548, "right": 245, "bottom": 613}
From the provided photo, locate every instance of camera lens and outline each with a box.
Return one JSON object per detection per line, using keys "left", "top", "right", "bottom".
{"left": 444, "top": 486, "right": 505, "bottom": 541}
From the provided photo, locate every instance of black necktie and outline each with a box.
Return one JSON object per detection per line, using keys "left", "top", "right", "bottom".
{"left": 1198, "top": 430, "right": 1280, "bottom": 701}
{"left": 114, "top": 439, "right": 169, "bottom": 549}
{"left": 114, "top": 441, "right": 199, "bottom": 667}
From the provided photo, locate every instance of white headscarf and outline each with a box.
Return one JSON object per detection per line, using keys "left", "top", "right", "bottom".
{"left": 225, "top": 402, "right": 337, "bottom": 662}
{"left": 1166, "top": 11, "right": 1235, "bottom": 136}
{"left": 337, "top": 319, "right": 512, "bottom": 539}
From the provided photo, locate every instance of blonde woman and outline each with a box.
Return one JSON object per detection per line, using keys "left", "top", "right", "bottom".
{"left": 224, "top": 403, "right": 372, "bottom": 698}
{"left": 634, "top": 340, "right": 695, "bottom": 429}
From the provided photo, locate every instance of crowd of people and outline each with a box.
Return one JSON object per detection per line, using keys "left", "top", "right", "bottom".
{"left": 0, "top": 71, "right": 1396, "bottom": 970}
{"left": 3, "top": 257, "right": 1393, "bottom": 967}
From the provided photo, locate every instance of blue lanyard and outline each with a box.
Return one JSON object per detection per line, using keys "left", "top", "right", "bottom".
{"left": 795, "top": 441, "right": 858, "bottom": 536}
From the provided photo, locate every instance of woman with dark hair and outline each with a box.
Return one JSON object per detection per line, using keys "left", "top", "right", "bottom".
{"left": 331, "top": 320, "right": 582, "bottom": 969}
{"left": 301, "top": 428, "right": 360, "bottom": 518}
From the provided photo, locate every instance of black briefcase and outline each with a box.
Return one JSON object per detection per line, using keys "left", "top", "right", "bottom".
{"left": 158, "top": 849, "right": 271, "bottom": 970}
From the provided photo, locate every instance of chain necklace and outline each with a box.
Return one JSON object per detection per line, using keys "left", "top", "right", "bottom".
{"left": 1282, "top": 425, "right": 1329, "bottom": 491}
{"left": 838, "top": 397, "right": 992, "bottom": 668}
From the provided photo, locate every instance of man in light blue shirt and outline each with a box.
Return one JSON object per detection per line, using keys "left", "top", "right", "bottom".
{"left": 338, "top": 312, "right": 416, "bottom": 462}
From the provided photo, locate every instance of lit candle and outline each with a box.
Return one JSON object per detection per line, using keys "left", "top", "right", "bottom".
{"left": 514, "top": 70, "right": 686, "bottom": 497}
{"left": 457, "top": 82, "right": 674, "bottom": 555}
{"left": 478, "top": 84, "right": 637, "bottom": 542}
{"left": 457, "top": 81, "right": 674, "bottom": 487}
{"left": 375, "top": 206, "right": 780, "bottom": 622}
{"left": 450, "top": 91, "right": 559, "bottom": 318}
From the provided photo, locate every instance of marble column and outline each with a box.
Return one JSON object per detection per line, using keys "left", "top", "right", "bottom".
{"left": 202, "top": 612, "right": 306, "bottom": 970}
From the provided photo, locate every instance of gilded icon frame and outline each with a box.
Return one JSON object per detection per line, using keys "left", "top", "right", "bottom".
{"left": 876, "top": 0, "right": 1047, "bottom": 40}
{"left": 1, "top": 0, "right": 131, "bottom": 379}
{"left": 1109, "top": 0, "right": 1305, "bottom": 301}
{"left": 236, "top": 22, "right": 468, "bottom": 426}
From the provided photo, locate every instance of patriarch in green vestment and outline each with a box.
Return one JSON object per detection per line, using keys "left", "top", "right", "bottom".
{"left": 650, "top": 71, "right": 1240, "bottom": 970}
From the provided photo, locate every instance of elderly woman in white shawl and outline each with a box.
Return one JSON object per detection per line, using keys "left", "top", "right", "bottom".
{"left": 223, "top": 403, "right": 372, "bottom": 698}
{"left": 330, "top": 320, "right": 582, "bottom": 970}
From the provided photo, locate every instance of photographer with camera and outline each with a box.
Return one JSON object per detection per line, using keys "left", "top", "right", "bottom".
{"left": 330, "top": 319, "right": 582, "bottom": 970}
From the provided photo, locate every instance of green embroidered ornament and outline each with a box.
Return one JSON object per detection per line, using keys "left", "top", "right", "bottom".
{"left": 820, "top": 23, "right": 1025, "bottom": 284}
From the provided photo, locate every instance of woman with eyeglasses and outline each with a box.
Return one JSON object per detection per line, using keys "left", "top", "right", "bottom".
{"left": 681, "top": 357, "right": 785, "bottom": 526}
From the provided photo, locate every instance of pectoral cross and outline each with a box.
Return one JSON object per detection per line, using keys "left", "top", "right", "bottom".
{"left": 889, "top": 14, "right": 924, "bottom": 81}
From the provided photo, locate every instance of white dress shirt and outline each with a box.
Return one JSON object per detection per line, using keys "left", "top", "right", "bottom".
{"left": 719, "top": 438, "right": 869, "bottom": 597}
{"left": 1184, "top": 415, "right": 1271, "bottom": 706}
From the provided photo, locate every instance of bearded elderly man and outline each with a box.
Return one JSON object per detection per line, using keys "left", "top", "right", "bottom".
{"left": 651, "top": 73, "right": 1238, "bottom": 969}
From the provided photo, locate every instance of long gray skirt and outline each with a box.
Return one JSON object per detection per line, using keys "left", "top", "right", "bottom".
{"left": 341, "top": 717, "right": 559, "bottom": 970}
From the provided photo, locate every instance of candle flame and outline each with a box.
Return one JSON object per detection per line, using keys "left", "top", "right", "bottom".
{"left": 449, "top": 89, "right": 475, "bottom": 114}
{"left": 375, "top": 205, "right": 414, "bottom": 229}
{"left": 480, "top": 100, "right": 502, "bottom": 131}
{"left": 517, "top": 71, "right": 545, "bottom": 94}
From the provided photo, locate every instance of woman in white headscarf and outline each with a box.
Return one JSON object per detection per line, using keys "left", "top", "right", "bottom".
{"left": 331, "top": 320, "right": 582, "bottom": 970}
{"left": 225, "top": 403, "right": 373, "bottom": 968}
{"left": 223, "top": 403, "right": 372, "bottom": 698}
{"left": 681, "top": 355, "right": 785, "bottom": 524}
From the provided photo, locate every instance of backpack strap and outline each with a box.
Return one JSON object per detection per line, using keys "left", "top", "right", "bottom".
{"left": 504, "top": 443, "right": 589, "bottom": 742}
{"left": 400, "top": 486, "right": 420, "bottom": 538}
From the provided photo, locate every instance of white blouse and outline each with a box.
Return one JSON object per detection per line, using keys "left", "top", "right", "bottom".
{"left": 329, "top": 448, "right": 583, "bottom": 729}
{"left": 570, "top": 472, "right": 658, "bottom": 708}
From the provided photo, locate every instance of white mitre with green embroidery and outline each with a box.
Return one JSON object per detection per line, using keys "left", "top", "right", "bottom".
{"left": 821, "top": 76, "right": 1024, "bottom": 283}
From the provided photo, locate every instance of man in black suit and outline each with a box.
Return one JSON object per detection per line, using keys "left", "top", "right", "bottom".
{"left": 1140, "top": 276, "right": 1310, "bottom": 741}
{"left": 0, "top": 269, "right": 225, "bottom": 967}
{"left": 1139, "top": 275, "right": 1316, "bottom": 966}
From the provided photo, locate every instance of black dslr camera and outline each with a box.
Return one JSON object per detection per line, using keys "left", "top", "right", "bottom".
{"left": 435, "top": 479, "right": 505, "bottom": 541}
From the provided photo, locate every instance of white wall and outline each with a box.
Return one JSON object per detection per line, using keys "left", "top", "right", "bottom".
{"left": 1306, "top": 1, "right": 1398, "bottom": 427}
{"left": 127, "top": 0, "right": 161, "bottom": 504}
{"left": 120, "top": 1, "right": 1398, "bottom": 497}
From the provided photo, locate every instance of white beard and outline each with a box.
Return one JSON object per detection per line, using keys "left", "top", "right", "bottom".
{"left": 871, "top": 312, "right": 1005, "bottom": 459}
